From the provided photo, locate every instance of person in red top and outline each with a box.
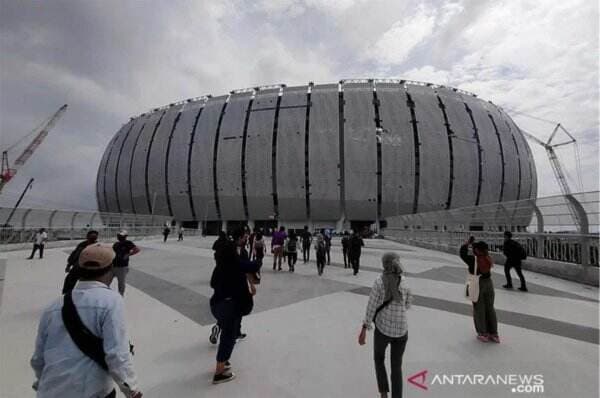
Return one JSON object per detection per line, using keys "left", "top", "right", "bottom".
{"left": 472, "top": 241, "right": 499, "bottom": 343}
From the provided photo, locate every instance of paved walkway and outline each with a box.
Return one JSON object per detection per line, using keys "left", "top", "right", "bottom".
{"left": 1, "top": 237, "right": 598, "bottom": 397}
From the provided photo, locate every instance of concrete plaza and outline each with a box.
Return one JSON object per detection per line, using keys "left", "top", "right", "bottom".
{"left": 1, "top": 236, "right": 598, "bottom": 397}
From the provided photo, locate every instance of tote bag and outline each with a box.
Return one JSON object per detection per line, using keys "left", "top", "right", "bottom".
{"left": 465, "top": 260, "right": 480, "bottom": 303}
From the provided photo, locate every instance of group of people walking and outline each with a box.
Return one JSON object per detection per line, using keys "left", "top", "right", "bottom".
{"left": 28, "top": 223, "right": 530, "bottom": 398}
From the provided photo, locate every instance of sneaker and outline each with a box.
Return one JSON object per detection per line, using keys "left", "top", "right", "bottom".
{"left": 489, "top": 335, "right": 501, "bottom": 343}
{"left": 212, "top": 371, "right": 236, "bottom": 384}
{"left": 502, "top": 284, "right": 513, "bottom": 289}
{"left": 236, "top": 333, "right": 247, "bottom": 341}
{"left": 477, "top": 334, "right": 490, "bottom": 342}
{"left": 209, "top": 324, "right": 220, "bottom": 345}
{"left": 518, "top": 286, "right": 528, "bottom": 292}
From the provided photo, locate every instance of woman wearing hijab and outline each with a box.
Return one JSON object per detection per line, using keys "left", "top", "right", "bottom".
{"left": 359, "top": 252, "right": 413, "bottom": 398}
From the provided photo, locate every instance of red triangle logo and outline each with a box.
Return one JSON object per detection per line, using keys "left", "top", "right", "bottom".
{"left": 408, "top": 369, "right": 428, "bottom": 390}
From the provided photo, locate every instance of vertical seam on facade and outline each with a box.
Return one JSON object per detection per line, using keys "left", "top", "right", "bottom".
{"left": 186, "top": 105, "right": 205, "bottom": 221}
{"left": 488, "top": 113, "right": 505, "bottom": 202}
{"left": 464, "top": 103, "right": 483, "bottom": 206}
{"left": 165, "top": 111, "right": 183, "bottom": 217}
{"left": 113, "top": 122, "right": 136, "bottom": 213}
{"left": 128, "top": 122, "right": 147, "bottom": 214}
{"left": 304, "top": 86, "right": 312, "bottom": 219}
{"left": 338, "top": 86, "right": 345, "bottom": 219}
{"left": 213, "top": 100, "right": 229, "bottom": 220}
{"left": 241, "top": 98, "right": 254, "bottom": 220}
{"left": 271, "top": 94, "right": 283, "bottom": 219}
{"left": 505, "top": 119, "right": 522, "bottom": 201}
{"left": 519, "top": 127, "right": 535, "bottom": 199}
{"left": 372, "top": 86, "right": 383, "bottom": 219}
{"left": 437, "top": 95, "right": 454, "bottom": 210}
{"left": 405, "top": 91, "right": 420, "bottom": 214}
{"left": 101, "top": 135, "right": 119, "bottom": 213}
{"left": 144, "top": 111, "right": 166, "bottom": 214}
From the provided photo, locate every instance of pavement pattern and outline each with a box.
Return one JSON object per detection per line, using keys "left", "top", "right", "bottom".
{"left": 1, "top": 236, "right": 598, "bottom": 398}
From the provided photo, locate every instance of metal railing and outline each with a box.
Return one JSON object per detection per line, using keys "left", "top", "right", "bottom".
{"left": 0, "top": 207, "right": 198, "bottom": 247}
{"left": 382, "top": 191, "right": 599, "bottom": 266}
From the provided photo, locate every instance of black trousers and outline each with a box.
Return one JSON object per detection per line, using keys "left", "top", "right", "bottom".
{"left": 374, "top": 329, "right": 408, "bottom": 398}
{"left": 504, "top": 261, "right": 526, "bottom": 288}
{"left": 350, "top": 253, "right": 361, "bottom": 274}
{"left": 29, "top": 244, "right": 44, "bottom": 259}
{"left": 325, "top": 247, "right": 331, "bottom": 264}
{"left": 342, "top": 248, "right": 349, "bottom": 268}
{"left": 302, "top": 244, "right": 310, "bottom": 262}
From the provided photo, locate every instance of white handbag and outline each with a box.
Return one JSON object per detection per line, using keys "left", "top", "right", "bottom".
{"left": 465, "top": 259, "right": 480, "bottom": 303}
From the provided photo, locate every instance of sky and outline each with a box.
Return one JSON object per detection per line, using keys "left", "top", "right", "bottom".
{"left": 0, "top": 0, "right": 598, "bottom": 212}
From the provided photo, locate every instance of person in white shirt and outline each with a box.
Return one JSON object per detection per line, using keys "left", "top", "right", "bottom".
{"left": 31, "top": 244, "right": 142, "bottom": 398}
{"left": 28, "top": 228, "right": 48, "bottom": 259}
{"left": 358, "top": 252, "right": 412, "bottom": 398}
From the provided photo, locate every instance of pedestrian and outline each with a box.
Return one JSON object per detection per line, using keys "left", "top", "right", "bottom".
{"left": 248, "top": 228, "right": 257, "bottom": 260}
{"left": 252, "top": 231, "right": 266, "bottom": 268}
{"left": 358, "top": 252, "right": 412, "bottom": 398}
{"left": 341, "top": 231, "right": 351, "bottom": 268}
{"left": 470, "top": 241, "right": 500, "bottom": 343}
{"left": 349, "top": 230, "right": 365, "bottom": 275}
{"left": 162, "top": 225, "right": 170, "bottom": 242}
{"left": 271, "top": 226, "right": 287, "bottom": 271}
{"left": 209, "top": 229, "right": 260, "bottom": 384}
{"left": 178, "top": 226, "right": 184, "bottom": 241}
{"left": 301, "top": 225, "right": 312, "bottom": 263}
{"left": 112, "top": 230, "right": 140, "bottom": 296}
{"left": 314, "top": 233, "right": 326, "bottom": 276}
{"left": 27, "top": 228, "right": 48, "bottom": 259}
{"left": 502, "top": 231, "right": 528, "bottom": 292}
{"left": 63, "top": 230, "right": 99, "bottom": 295}
{"left": 285, "top": 230, "right": 298, "bottom": 272}
{"left": 212, "top": 231, "right": 229, "bottom": 259}
{"left": 323, "top": 229, "right": 332, "bottom": 265}
{"left": 31, "top": 244, "right": 142, "bottom": 398}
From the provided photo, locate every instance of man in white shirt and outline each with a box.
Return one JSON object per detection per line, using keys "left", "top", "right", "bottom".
{"left": 31, "top": 244, "right": 142, "bottom": 398}
{"left": 28, "top": 228, "right": 48, "bottom": 259}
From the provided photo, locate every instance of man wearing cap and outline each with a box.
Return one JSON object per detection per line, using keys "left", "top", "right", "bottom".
{"left": 31, "top": 244, "right": 142, "bottom": 398}
{"left": 112, "top": 231, "right": 140, "bottom": 296}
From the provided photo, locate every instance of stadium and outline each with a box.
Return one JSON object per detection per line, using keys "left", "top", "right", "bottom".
{"left": 96, "top": 79, "right": 537, "bottom": 232}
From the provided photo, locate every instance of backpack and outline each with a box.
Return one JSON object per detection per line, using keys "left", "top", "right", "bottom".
{"left": 254, "top": 240, "right": 264, "bottom": 257}
{"left": 317, "top": 241, "right": 326, "bottom": 256}
{"left": 287, "top": 238, "right": 297, "bottom": 252}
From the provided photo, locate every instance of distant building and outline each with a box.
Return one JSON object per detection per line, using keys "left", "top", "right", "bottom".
{"left": 97, "top": 80, "right": 537, "bottom": 231}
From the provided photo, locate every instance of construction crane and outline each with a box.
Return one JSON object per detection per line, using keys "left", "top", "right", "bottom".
{"left": 0, "top": 104, "right": 67, "bottom": 193}
{"left": 519, "top": 123, "right": 584, "bottom": 228}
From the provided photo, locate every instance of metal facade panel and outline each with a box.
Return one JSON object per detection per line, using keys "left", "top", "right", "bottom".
{"left": 104, "top": 121, "right": 134, "bottom": 213}
{"left": 130, "top": 111, "right": 164, "bottom": 215}
{"left": 216, "top": 94, "right": 251, "bottom": 220}
{"left": 168, "top": 100, "right": 204, "bottom": 221}
{"left": 245, "top": 91, "right": 278, "bottom": 219}
{"left": 96, "top": 133, "right": 118, "bottom": 212}
{"left": 406, "top": 84, "right": 450, "bottom": 212}
{"left": 436, "top": 87, "right": 479, "bottom": 208}
{"left": 277, "top": 87, "right": 308, "bottom": 220}
{"left": 484, "top": 102, "right": 520, "bottom": 202}
{"left": 146, "top": 105, "right": 183, "bottom": 216}
{"left": 115, "top": 116, "right": 147, "bottom": 214}
{"left": 190, "top": 96, "right": 227, "bottom": 221}
{"left": 308, "top": 85, "right": 341, "bottom": 221}
{"left": 343, "top": 83, "right": 377, "bottom": 220}
{"left": 461, "top": 95, "right": 503, "bottom": 205}
{"left": 377, "top": 84, "right": 415, "bottom": 217}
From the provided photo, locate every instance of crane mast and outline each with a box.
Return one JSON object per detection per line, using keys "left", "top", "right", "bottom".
{"left": 0, "top": 104, "right": 67, "bottom": 193}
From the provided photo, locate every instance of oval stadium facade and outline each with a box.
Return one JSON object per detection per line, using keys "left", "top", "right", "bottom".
{"left": 96, "top": 80, "right": 537, "bottom": 229}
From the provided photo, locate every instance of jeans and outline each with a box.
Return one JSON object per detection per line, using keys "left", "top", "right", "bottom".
{"left": 211, "top": 299, "right": 242, "bottom": 363}
{"left": 504, "top": 261, "right": 527, "bottom": 288}
{"left": 113, "top": 267, "right": 129, "bottom": 296}
{"left": 473, "top": 277, "right": 498, "bottom": 335}
{"left": 374, "top": 329, "right": 408, "bottom": 398}
{"left": 29, "top": 244, "right": 44, "bottom": 259}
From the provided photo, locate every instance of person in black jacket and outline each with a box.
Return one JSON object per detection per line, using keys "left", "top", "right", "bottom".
{"left": 341, "top": 231, "right": 350, "bottom": 268}
{"left": 502, "top": 231, "right": 528, "bottom": 291}
{"left": 209, "top": 229, "right": 260, "bottom": 384}
{"left": 349, "top": 231, "right": 365, "bottom": 275}
{"left": 62, "top": 230, "right": 99, "bottom": 294}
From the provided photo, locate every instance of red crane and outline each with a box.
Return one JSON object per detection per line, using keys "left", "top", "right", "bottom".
{"left": 0, "top": 104, "right": 67, "bottom": 193}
